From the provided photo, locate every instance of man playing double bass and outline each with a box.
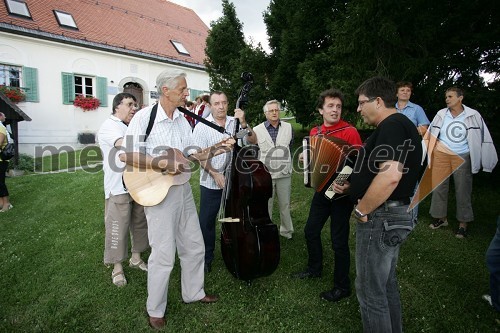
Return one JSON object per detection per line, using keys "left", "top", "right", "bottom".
{"left": 192, "top": 91, "right": 257, "bottom": 274}
{"left": 120, "top": 69, "right": 234, "bottom": 330}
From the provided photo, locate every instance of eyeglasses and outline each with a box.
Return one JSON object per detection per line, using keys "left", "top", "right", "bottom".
{"left": 358, "top": 97, "right": 377, "bottom": 108}
{"left": 121, "top": 101, "right": 139, "bottom": 108}
{"left": 266, "top": 109, "right": 280, "bottom": 113}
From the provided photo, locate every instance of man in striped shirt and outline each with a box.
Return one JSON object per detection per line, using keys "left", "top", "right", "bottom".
{"left": 192, "top": 91, "right": 257, "bottom": 273}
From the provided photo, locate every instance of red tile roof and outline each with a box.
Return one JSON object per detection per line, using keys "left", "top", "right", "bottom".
{"left": 0, "top": 0, "right": 209, "bottom": 69}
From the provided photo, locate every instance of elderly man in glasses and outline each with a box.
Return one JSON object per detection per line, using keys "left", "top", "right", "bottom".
{"left": 97, "top": 93, "right": 149, "bottom": 288}
{"left": 253, "top": 100, "right": 294, "bottom": 240}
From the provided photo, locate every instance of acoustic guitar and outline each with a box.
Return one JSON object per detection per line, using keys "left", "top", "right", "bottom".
{"left": 123, "top": 148, "right": 192, "bottom": 207}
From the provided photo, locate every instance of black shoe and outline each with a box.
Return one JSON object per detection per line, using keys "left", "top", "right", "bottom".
{"left": 320, "top": 288, "right": 351, "bottom": 302}
{"left": 204, "top": 263, "right": 212, "bottom": 273}
{"left": 291, "top": 269, "right": 321, "bottom": 279}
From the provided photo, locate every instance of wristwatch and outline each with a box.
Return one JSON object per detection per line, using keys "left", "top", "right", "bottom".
{"left": 354, "top": 208, "right": 367, "bottom": 219}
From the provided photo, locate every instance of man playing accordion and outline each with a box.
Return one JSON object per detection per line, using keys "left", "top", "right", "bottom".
{"left": 292, "top": 88, "right": 362, "bottom": 304}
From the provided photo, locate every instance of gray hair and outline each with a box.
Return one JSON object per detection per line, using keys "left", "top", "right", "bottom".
{"left": 263, "top": 99, "right": 281, "bottom": 113}
{"left": 156, "top": 69, "right": 187, "bottom": 94}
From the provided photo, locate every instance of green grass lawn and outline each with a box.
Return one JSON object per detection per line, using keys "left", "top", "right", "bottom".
{"left": 1, "top": 140, "right": 499, "bottom": 332}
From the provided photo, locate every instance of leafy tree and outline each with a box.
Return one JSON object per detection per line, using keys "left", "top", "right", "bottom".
{"left": 264, "top": 0, "right": 336, "bottom": 127}
{"left": 204, "top": 0, "right": 245, "bottom": 101}
{"left": 204, "top": 0, "right": 271, "bottom": 125}
{"left": 263, "top": 0, "right": 499, "bottom": 139}
{"left": 205, "top": 0, "right": 499, "bottom": 143}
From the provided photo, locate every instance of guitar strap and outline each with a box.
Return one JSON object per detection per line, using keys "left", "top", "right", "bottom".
{"left": 145, "top": 103, "right": 158, "bottom": 141}
{"left": 146, "top": 103, "right": 226, "bottom": 137}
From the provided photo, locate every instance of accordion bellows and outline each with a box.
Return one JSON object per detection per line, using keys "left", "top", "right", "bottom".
{"left": 303, "top": 135, "right": 356, "bottom": 192}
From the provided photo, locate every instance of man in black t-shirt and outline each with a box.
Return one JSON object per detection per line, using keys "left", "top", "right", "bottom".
{"left": 333, "top": 77, "right": 421, "bottom": 333}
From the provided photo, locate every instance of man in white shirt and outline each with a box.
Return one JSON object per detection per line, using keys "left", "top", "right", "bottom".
{"left": 120, "top": 70, "right": 234, "bottom": 330}
{"left": 97, "top": 93, "right": 149, "bottom": 287}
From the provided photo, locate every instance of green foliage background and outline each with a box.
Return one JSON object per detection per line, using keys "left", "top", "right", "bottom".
{"left": 205, "top": 0, "right": 499, "bottom": 142}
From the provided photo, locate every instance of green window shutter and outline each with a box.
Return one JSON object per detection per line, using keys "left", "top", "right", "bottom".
{"left": 23, "top": 67, "right": 39, "bottom": 102}
{"left": 61, "top": 72, "right": 75, "bottom": 104}
{"left": 96, "top": 76, "right": 107, "bottom": 107}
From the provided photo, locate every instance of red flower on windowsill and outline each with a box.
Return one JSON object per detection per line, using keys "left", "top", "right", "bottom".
{"left": 0, "top": 85, "right": 25, "bottom": 103}
{"left": 73, "top": 94, "right": 101, "bottom": 111}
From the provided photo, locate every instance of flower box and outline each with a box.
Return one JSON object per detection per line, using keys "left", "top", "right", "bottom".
{"left": 0, "top": 85, "right": 25, "bottom": 103}
{"left": 73, "top": 94, "right": 101, "bottom": 111}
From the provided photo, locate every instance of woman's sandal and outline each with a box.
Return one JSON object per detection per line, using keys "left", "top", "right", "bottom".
{"left": 112, "top": 270, "right": 127, "bottom": 287}
{"left": 129, "top": 258, "right": 148, "bottom": 272}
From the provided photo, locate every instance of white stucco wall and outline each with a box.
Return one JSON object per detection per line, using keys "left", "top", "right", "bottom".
{"left": 0, "top": 32, "right": 209, "bottom": 156}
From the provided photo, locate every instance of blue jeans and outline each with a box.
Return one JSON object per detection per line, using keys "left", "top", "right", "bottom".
{"left": 199, "top": 186, "right": 223, "bottom": 265}
{"left": 355, "top": 204, "right": 416, "bottom": 333}
{"left": 486, "top": 216, "right": 500, "bottom": 311}
{"left": 304, "top": 192, "right": 353, "bottom": 290}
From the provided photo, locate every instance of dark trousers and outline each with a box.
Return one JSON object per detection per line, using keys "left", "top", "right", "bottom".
{"left": 304, "top": 192, "right": 353, "bottom": 290}
{"left": 199, "top": 186, "right": 223, "bottom": 265}
{"left": 0, "top": 161, "right": 9, "bottom": 197}
{"left": 486, "top": 216, "right": 500, "bottom": 311}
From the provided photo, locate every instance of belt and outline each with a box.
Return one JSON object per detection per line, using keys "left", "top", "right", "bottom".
{"left": 381, "top": 198, "right": 410, "bottom": 209}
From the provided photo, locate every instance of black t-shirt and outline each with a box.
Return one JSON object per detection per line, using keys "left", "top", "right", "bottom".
{"left": 349, "top": 113, "right": 422, "bottom": 203}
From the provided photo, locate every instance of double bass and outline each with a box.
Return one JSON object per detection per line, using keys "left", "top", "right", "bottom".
{"left": 218, "top": 72, "right": 280, "bottom": 282}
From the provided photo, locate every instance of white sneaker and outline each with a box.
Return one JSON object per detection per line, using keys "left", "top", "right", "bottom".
{"left": 482, "top": 294, "right": 493, "bottom": 307}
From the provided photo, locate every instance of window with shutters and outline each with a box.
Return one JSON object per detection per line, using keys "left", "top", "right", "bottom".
{"left": 61, "top": 73, "right": 107, "bottom": 107}
{"left": 0, "top": 64, "right": 39, "bottom": 102}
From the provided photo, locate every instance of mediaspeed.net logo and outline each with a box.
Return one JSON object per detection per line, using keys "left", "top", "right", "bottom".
{"left": 409, "top": 132, "right": 465, "bottom": 210}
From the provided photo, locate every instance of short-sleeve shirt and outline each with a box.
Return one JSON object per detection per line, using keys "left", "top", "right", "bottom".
{"left": 0, "top": 124, "right": 10, "bottom": 162}
{"left": 192, "top": 114, "right": 235, "bottom": 189}
{"left": 123, "top": 103, "right": 194, "bottom": 157}
{"left": 396, "top": 101, "right": 430, "bottom": 127}
{"left": 97, "top": 115, "right": 128, "bottom": 198}
{"left": 0, "top": 124, "right": 7, "bottom": 150}
{"left": 349, "top": 113, "right": 422, "bottom": 202}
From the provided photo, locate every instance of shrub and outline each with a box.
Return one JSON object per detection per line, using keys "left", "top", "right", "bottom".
{"left": 8, "top": 153, "right": 40, "bottom": 173}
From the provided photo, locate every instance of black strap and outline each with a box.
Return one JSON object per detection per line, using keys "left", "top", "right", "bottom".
{"left": 177, "top": 106, "right": 227, "bottom": 134}
{"left": 145, "top": 103, "right": 158, "bottom": 141}
{"left": 145, "top": 104, "right": 226, "bottom": 138}
{"left": 317, "top": 125, "right": 352, "bottom": 136}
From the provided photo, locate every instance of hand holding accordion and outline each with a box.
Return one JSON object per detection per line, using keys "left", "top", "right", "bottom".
{"left": 302, "top": 135, "right": 357, "bottom": 200}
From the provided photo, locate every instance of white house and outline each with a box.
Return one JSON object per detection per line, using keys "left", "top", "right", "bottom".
{"left": 0, "top": 0, "right": 210, "bottom": 156}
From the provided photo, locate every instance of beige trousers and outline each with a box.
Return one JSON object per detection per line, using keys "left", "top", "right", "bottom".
{"left": 268, "top": 176, "right": 294, "bottom": 239}
{"left": 145, "top": 183, "right": 206, "bottom": 318}
{"left": 104, "top": 193, "right": 149, "bottom": 264}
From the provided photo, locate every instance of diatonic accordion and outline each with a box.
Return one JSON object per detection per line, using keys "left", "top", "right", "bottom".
{"left": 302, "top": 135, "right": 357, "bottom": 198}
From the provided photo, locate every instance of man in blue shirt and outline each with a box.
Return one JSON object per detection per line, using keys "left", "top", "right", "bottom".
{"left": 396, "top": 81, "right": 430, "bottom": 136}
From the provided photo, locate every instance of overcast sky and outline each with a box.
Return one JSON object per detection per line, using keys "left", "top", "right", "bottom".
{"left": 168, "top": 0, "right": 271, "bottom": 52}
